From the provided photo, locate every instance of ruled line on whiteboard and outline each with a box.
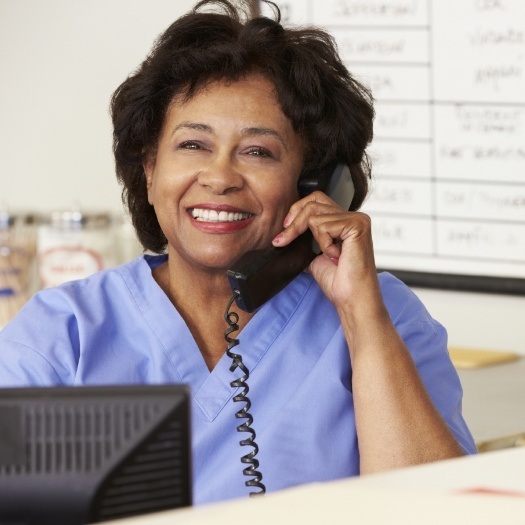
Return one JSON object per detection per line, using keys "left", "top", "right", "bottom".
{"left": 369, "top": 212, "right": 525, "bottom": 226}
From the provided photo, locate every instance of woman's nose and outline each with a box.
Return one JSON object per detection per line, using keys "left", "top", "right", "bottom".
{"left": 197, "top": 157, "right": 245, "bottom": 195}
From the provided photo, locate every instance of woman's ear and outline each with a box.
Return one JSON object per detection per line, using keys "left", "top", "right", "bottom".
{"left": 142, "top": 150, "right": 156, "bottom": 203}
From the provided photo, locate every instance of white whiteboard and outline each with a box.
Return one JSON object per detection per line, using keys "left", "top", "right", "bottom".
{"left": 263, "top": 0, "right": 525, "bottom": 293}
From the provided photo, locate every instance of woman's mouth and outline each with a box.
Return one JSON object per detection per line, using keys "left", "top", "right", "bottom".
{"left": 189, "top": 208, "right": 253, "bottom": 222}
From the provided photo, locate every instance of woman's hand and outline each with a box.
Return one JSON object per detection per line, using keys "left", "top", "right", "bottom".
{"left": 272, "top": 190, "right": 381, "bottom": 313}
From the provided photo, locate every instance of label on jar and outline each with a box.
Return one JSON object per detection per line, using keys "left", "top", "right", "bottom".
{"left": 37, "top": 221, "right": 114, "bottom": 288}
{"left": 38, "top": 245, "right": 104, "bottom": 288}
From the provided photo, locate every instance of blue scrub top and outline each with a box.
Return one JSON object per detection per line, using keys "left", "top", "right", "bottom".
{"left": 0, "top": 255, "right": 476, "bottom": 504}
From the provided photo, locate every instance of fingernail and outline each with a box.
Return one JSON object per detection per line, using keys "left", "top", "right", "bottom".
{"left": 272, "top": 232, "right": 284, "bottom": 245}
{"left": 283, "top": 214, "right": 292, "bottom": 228}
{"left": 330, "top": 257, "right": 339, "bottom": 266}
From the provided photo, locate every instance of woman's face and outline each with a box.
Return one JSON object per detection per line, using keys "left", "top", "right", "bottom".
{"left": 144, "top": 74, "right": 305, "bottom": 272}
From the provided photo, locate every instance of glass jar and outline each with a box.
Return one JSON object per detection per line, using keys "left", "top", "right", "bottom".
{"left": 37, "top": 209, "right": 116, "bottom": 288}
{"left": 0, "top": 210, "right": 38, "bottom": 328}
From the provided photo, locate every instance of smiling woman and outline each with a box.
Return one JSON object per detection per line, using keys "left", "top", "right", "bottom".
{"left": 143, "top": 75, "right": 303, "bottom": 278}
{"left": 140, "top": 74, "right": 304, "bottom": 373}
{"left": 0, "top": 0, "right": 476, "bottom": 508}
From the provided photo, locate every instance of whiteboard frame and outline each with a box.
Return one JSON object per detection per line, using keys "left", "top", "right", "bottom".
{"left": 380, "top": 269, "right": 525, "bottom": 296}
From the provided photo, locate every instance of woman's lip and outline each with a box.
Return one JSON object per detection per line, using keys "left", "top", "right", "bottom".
{"left": 187, "top": 203, "right": 251, "bottom": 213}
{"left": 188, "top": 213, "right": 254, "bottom": 233}
{"left": 186, "top": 203, "right": 254, "bottom": 233}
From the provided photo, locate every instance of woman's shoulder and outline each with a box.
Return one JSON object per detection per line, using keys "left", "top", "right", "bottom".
{"left": 2, "top": 254, "right": 164, "bottom": 336}
{"left": 0, "top": 254, "right": 169, "bottom": 385}
{"left": 35, "top": 254, "right": 156, "bottom": 303}
{"left": 377, "top": 271, "right": 440, "bottom": 328}
{"left": 377, "top": 270, "right": 414, "bottom": 297}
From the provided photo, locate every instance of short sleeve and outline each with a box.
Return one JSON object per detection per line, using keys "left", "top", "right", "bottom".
{"left": 0, "top": 288, "right": 81, "bottom": 386}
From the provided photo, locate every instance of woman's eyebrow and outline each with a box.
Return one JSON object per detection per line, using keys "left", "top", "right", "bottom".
{"left": 171, "top": 122, "right": 287, "bottom": 149}
{"left": 171, "top": 121, "right": 213, "bottom": 137}
{"left": 242, "top": 127, "right": 287, "bottom": 149}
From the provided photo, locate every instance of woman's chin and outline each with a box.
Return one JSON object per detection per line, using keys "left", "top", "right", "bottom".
{"left": 188, "top": 252, "right": 244, "bottom": 274}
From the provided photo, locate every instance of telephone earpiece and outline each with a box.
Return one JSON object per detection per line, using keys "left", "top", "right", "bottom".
{"left": 298, "top": 161, "right": 355, "bottom": 210}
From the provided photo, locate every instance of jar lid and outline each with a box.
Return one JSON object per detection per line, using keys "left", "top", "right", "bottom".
{"left": 0, "top": 210, "right": 14, "bottom": 229}
{"left": 0, "top": 210, "right": 38, "bottom": 230}
{"left": 45, "top": 210, "right": 111, "bottom": 229}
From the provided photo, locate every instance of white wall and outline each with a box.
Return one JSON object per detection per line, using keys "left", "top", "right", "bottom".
{"left": 1, "top": 0, "right": 524, "bottom": 354}
{"left": 412, "top": 287, "right": 524, "bottom": 356}
{"left": 1, "top": 0, "right": 196, "bottom": 213}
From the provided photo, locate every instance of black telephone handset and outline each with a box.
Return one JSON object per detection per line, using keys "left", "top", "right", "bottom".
{"left": 227, "top": 161, "right": 355, "bottom": 312}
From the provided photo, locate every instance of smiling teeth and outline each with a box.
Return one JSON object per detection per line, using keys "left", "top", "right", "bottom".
{"left": 190, "top": 208, "right": 252, "bottom": 222}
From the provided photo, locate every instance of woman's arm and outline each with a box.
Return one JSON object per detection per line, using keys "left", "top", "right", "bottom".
{"left": 337, "top": 284, "right": 465, "bottom": 472}
{"left": 273, "top": 194, "right": 466, "bottom": 473}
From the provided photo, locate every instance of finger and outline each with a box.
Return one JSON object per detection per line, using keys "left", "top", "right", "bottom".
{"left": 283, "top": 190, "right": 341, "bottom": 228}
{"left": 310, "top": 212, "right": 373, "bottom": 256}
{"left": 273, "top": 202, "right": 342, "bottom": 247}
{"left": 309, "top": 215, "right": 348, "bottom": 257}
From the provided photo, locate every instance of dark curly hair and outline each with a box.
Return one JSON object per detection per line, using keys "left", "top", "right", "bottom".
{"left": 111, "top": 0, "right": 374, "bottom": 253}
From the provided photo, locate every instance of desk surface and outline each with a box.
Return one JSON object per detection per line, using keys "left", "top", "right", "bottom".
{"left": 457, "top": 356, "right": 525, "bottom": 444}
{"left": 103, "top": 447, "right": 525, "bottom": 525}
{"left": 357, "top": 442, "right": 525, "bottom": 494}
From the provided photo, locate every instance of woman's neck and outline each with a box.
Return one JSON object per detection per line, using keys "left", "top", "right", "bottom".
{"left": 152, "top": 255, "right": 253, "bottom": 370}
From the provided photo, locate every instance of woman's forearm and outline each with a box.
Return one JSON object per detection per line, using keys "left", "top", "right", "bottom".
{"left": 338, "top": 300, "right": 465, "bottom": 474}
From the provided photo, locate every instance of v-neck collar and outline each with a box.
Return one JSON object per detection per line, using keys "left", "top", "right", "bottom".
{"left": 120, "top": 255, "right": 314, "bottom": 421}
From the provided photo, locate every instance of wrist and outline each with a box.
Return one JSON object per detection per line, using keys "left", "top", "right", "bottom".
{"left": 337, "top": 291, "right": 395, "bottom": 359}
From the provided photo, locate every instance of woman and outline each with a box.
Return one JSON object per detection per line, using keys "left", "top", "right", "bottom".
{"left": 0, "top": 0, "right": 475, "bottom": 505}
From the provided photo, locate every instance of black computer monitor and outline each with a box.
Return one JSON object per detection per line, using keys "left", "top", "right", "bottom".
{"left": 0, "top": 384, "right": 192, "bottom": 525}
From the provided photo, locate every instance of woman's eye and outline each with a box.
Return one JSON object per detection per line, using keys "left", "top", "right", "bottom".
{"left": 179, "top": 141, "right": 203, "bottom": 150}
{"left": 246, "top": 147, "right": 274, "bottom": 158}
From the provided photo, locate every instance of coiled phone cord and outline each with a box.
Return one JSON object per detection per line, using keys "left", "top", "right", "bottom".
{"left": 224, "top": 291, "right": 266, "bottom": 496}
